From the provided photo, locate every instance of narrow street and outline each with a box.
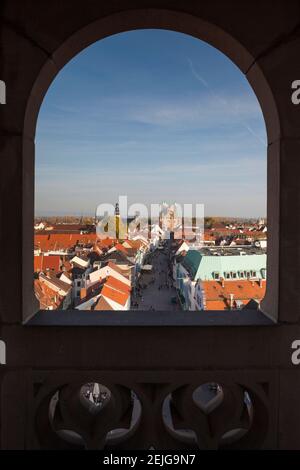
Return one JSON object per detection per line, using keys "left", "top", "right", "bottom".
{"left": 134, "top": 246, "right": 181, "bottom": 311}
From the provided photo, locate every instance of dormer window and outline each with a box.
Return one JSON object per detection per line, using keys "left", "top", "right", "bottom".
{"left": 261, "top": 268, "right": 267, "bottom": 279}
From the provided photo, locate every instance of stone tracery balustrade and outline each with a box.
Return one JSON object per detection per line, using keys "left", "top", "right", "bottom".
{"left": 33, "top": 373, "right": 271, "bottom": 450}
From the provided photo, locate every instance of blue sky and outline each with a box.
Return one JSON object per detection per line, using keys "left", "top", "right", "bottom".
{"left": 35, "top": 29, "right": 267, "bottom": 218}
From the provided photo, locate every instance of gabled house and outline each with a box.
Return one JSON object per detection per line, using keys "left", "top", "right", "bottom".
{"left": 70, "top": 255, "right": 91, "bottom": 299}
{"left": 100, "top": 283, "right": 130, "bottom": 310}
{"left": 88, "top": 261, "right": 131, "bottom": 287}
{"left": 36, "top": 272, "right": 72, "bottom": 309}
{"left": 101, "top": 249, "right": 135, "bottom": 272}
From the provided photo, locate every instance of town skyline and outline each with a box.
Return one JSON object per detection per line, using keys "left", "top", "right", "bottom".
{"left": 34, "top": 211, "right": 267, "bottom": 220}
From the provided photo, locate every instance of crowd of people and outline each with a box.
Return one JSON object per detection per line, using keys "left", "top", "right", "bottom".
{"left": 131, "top": 244, "right": 178, "bottom": 311}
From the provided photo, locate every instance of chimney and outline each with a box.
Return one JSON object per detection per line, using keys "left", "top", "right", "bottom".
{"left": 229, "top": 293, "right": 234, "bottom": 309}
{"left": 259, "top": 278, "right": 263, "bottom": 288}
{"left": 220, "top": 277, "right": 225, "bottom": 288}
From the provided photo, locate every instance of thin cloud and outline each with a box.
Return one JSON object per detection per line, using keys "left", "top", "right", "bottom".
{"left": 187, "top": 58, "right": 267, "bottom": 146}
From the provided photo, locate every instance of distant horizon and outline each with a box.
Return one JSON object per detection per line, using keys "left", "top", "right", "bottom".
{"left": 34, "top": 211, "right": 267, "bottom": 221}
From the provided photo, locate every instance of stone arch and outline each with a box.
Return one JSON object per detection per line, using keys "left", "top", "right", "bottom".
{"left": 22, "top": 8, "right": 280, "bottom": 322}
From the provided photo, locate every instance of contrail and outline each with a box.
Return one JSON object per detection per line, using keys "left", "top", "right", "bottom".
{"left": 187, "top": 58, "right": 267, "bottom": 146}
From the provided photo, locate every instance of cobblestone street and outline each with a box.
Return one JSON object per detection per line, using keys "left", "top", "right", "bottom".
{"left": 134, "top": 247, "right": 181, "bottom": 311}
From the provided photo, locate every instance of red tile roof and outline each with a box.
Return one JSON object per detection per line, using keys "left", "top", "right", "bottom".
{"left": 34, "top": 279, "right": 63, "bottom": 310}
{"left": 101, "top": 285, "right": 129, "bottom": 306}
{"left": 114, "top": 243, "right": 128, "bottom": 253}
{"left": 35, "top": 233, "right": 119, "bottom": 253}
{"left": 94, "top": 296, "right": 114, "bottom": 311}
{"left": 39, "top": 272, "right": 71, "bottom": 294}
{"left": 96, "top": 237, "right": 117, "bottom": 247}
{"left": 205, "top": 300, "right": 229, "bottom": 310}
{"left": 35, "top": 233, "right": 98, "bottom": 251}
{"left": 125, "top": 239, "right": 145, "bottom": 249}
{"left": 34, "top": 255, "right": 61, "bottom": 273}
{"left": 202, "top": 279, "right": 266, "bottom": 310}
{"left": 61, "top": 260, "right": 72, "bottom": 272}
{"left": 107, "top": 261, "right": 131, "bottom": 278}
{"left": 105, "top": 276, "right": 131, "bottom": 293}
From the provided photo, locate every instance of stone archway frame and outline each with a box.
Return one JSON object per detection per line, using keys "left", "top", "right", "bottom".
{"left": 22, "top": 8, "right": 280, "bottom": 323}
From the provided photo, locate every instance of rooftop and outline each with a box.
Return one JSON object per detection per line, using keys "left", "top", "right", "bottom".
{"left": 202, "top": 279, "right": 266, "bottom": 310}
{"left": 181, "top": 249, "right": 267, "bottom": 281}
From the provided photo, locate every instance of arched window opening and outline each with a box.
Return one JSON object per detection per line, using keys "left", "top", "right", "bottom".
{"left": 32, "top": 29, "right": 268, "bottom": 323}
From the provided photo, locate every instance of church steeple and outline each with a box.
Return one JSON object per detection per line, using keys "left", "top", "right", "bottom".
{"left": 115, "top": 202, "right": 120, "bottom": 239}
